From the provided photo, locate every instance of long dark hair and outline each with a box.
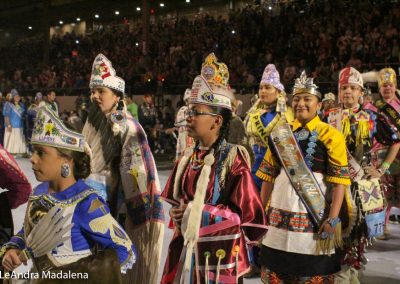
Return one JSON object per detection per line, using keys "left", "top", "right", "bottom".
{"left": 85, "top": 87, "right": 125, "bottom": 215}
{"left": 86, "top": 89, "right": 123, "bottom": 167}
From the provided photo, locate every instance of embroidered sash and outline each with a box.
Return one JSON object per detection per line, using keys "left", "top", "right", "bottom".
{"left": 271, "top": 122, "right": 329, "bottom": 228}
{"left": 8, "top": 103, "right": 23, "bottom": 119}
{"left": 346, "top": 149, "right": 365, "bottom": 182}
{"left": 249, "top": 112, "right": 280, "bottom": 146}
{"left": 375, "top": 99, "right": 400, "bottom": 131}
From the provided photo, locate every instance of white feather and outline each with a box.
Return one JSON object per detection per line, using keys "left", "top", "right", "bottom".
{"left": 26, "top": 206, "right": 73, "bottom": 258}
{"left": 362, "top": 71, "right": 378, "bottom": 83}
{"left": 183, "top": 150, "right": 215, "bottom": 271}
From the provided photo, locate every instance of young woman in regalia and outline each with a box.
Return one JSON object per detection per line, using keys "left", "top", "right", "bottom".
{"left": 0, "top": 106, "right": 136, "bottom": 283}
{"left": 82, "top": 54, "right": 164, "bottom": 284}
{"left": 161, "top": 53, "right": 267, "bottom": 284}
{"left": 245, "top": 64, "right": 293, "bottom": 191}
{"left": 369, "top": 68, "right": 400, "bottom": 238}
{"left": 257, "top": 71, "right": 355, "bottom": 283}
{"left": 3, "top": 90, "right": 27, "bottom": 155}
{"left": 244, "top": 64, "right": 293, "bottom": 275}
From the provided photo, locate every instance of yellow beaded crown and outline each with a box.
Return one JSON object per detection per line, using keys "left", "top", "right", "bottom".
{"left": 378, "top": 67, "right": 397, "bottom": 87}
{"left": 201, "top": 53, "right": 229, "bottom": 88}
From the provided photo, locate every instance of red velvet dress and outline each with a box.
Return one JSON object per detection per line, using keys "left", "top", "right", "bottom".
{"left": 161, "top": 146, "right": 267, "bottom": 284}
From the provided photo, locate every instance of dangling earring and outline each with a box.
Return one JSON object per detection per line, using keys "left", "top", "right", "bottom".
{"left": 359, "top": 96, "right": 364, "bottom": 105}
{"left": 61, "top": 163, "right": 71, "bottom": 178}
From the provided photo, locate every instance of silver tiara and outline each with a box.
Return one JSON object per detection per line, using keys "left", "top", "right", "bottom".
{"left": 293, "top": 71, "right": 321, "bottom": 98}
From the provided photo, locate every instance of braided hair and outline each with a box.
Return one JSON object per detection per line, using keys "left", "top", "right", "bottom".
{"left": 209, "top": 106, "right": 232, "bottom": 152}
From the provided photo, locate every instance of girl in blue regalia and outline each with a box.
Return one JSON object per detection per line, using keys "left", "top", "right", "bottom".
{"left": 244, "top": 65, "right": 293, "bottom": 191}
{"left": 243, "top": 65, "right": 293, "bottom": 276}
{"left": 0, "top": 106, "right": 136, "bottom": 283}
{"left": 3, "top": 89, "right": 27, "bottom": 155}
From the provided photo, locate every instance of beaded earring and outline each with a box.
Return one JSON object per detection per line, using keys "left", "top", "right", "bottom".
{"left": 61, "top": 163, "right": 71, "bottom": 178}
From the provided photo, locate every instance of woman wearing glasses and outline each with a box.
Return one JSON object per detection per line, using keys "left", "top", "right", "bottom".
{"left": 161, "top": 53, "right": 267, "bottom": 284}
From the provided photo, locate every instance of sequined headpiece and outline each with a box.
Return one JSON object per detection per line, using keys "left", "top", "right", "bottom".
{"left": 260, "top": 64, "right": 285, "bottom": 92}
{"left": 200, "top": 53, "right": 229, "bottom": 88}
{"left": 378, "top": 67, "right": 397, "bottom": 87}
{"left": 293, "top": 71, "right": 321, "bottom": 98}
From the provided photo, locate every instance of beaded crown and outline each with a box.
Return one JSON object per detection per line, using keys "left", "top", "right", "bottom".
{"left": 378, "top": 67, "right": 397, "bottom": 87}
{"left": 201, "top": 53, "right": 229, "bottom": 88}
{"left": 293, "top": 71, "right": 321, "bottom": 98}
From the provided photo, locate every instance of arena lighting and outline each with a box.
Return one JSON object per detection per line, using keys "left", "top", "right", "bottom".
{"left": 136, "top": 7, "right": 141, "bottom": 11}
{"left": 186, "top": 0, "right": 190, "bottom": 2}
{"left": 231, "top": 30, "right": 236, "bottom": 34}
{"left": 75, "top": 40, "right": 79, "bottom": 44}
{"left": 268, "top": 6, "right": 272, "bottom": 10}
{"left": 115, "top": 11, "right": 120, "bottom": 15}
{"left": 135, "top": 42, "right": 139, "bottom": 46}
{"left": 76, "top": 17, "right": 81, "bottom": 21}
{"left": 95, "top": 14, "right": 100, "bottom": 18}
{"left": 160, "top": 3, "right": 165, "bottom": 7}
{"left": 28, "top": 26, "right": 32, "bottom": 30}
{"left": 59, "top": 20, "right": 63, "bottom": 24}
{"left": 71, "top": 23, "right": 76, "bottom": 26}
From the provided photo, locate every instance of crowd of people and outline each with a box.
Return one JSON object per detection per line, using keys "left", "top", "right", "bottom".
{"left": 0, "top": 89, "right": 181, "bottom": 156}
{"left": 0, "top": 46, "right": 399, "bottom": 283}
{"left": 0, "top": 0, "right": 399, "bottom": 95}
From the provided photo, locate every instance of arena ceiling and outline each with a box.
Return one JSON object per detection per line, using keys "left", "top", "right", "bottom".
{"left": 0, "top": 0, "right": 234, "bottom": 33}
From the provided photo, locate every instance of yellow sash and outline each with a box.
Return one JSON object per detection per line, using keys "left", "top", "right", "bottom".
{"left": 248, "top": 108, "right": 293, "bottom": 147}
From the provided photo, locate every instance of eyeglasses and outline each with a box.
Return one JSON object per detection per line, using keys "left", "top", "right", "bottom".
{"left": 184, "top": 109, "right": 219, "bottom": 117}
